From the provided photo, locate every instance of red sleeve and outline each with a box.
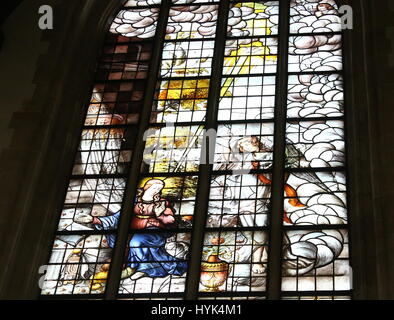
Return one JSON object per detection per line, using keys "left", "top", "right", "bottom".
{"left": 162, "top": 199, "right": 175, "bottom": 216}
{"left": 165, "top": 200, "right": 173, "bottom": 208}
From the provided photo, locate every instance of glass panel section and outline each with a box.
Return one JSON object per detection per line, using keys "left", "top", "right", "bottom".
{"left": 42, "top": 2, "right": 160, "bottom": 297}
{"left": 118, "top": 0, "right": 219, "bottom": 296}
{"left": 290, "top": 0, "right": 342, "bottom": 34}
{"left": 152, "top": 78, "right": 210, "bottom": 123}
{"left": 135, "top": 175, "right": 198, "bottom": 226}
{"left": 59, "top": 178, "right": 126, "bottom": 231}
{"left": 283, "top": 171, "right": 347, "bottom": 226}
{"left": 41, "top": 234, "right": 116, "bottom": 295}
{"left": 198, "top": 2, "right": 279, "bottom": 299}
{"left": 228, "top": 1, "right": 279, "bottom": 37}
{"left": 142, "top": 124, "right": 204, "bottom": 173}
{"left": 218, "top": 75, "right": 276, "bottom": 121}
{"left": 85, "top": 82, "right": 146, "bottom": 125}
{"left": 126, "top": 0, "right": 162, "bottom": 6}
{"left": 287, "top": 73, "right": 344, "bottom": 118}
{"left": 283, "top": 2, "right": 350, "bottom": 298}
{"left": 118, "top": 175, "right": 197, "bottom": 294}
{"left": 110, "top": 8, "right": 160, "bottom": 39}
{"left": 286, "top": 120, "right": 345, "bottom": 169}
{"left": 282, "top": 229, "right": 351, "bottom": 292}
{"left": 173, "top": 0, "right": 220, "bottom": 4}
{"left": 207, "top": 173, "right": 271, "bottom": 228}
{"left": 74, "top": 127, "right": 136, "bottom": 176}
{"left": 214, "top": 123, "right": 274, "bottom": 171}
{"left": 199, "top": 231, "right": 268, "bottom": 293}
{"left": 166, "top": 5, "right": 219, "bottom": 40}
{"left": 224, "top": 37, "right": 278, "bottom": 75}
{"left": 288, "top": 35, "right": 342, "bottom": 72}
{"left": 161, "top": 40, "right": 215, "bottom": 77}
{"left": 97, "top": 42, "right": 154, "bottom": 81}
{"left": 118, "top": 232, "right": 191, "bottom": 294}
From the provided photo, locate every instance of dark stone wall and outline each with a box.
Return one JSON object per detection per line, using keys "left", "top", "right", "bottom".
{"left": 365, "top": 0, "right": 394, "bottom": 299}
{"left": 344, "top": 0, "right": 394, "bottom": 299}
{"left": 0, "top": 0, "right": 392, "bottom": 299}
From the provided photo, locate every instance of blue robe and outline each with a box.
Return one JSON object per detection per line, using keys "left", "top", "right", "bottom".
{"left": 95, "top": 212, "right": 187, "bottom": 278}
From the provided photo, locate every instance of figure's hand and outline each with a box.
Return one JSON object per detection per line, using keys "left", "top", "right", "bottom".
{"left": 157, "top": 213, "right": 175, "bottom": 226}
{"left": 251, "top": 161, "right": 260, "bottom": 170}
{"left": 154, "top": 201, "right": 166, "bottom": 217}
{"left": 74, "top": 214, "right": 94, "bottom": 224}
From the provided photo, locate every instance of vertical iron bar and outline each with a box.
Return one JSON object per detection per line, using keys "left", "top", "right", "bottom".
{"left": 266, "top": 0, "right": 290, "bottom": 300}
{"left": 184, "top": 0, "right": 230, "bottom": 300}
{"left": 104, "top": 0, "right": 171, "bottom": 300}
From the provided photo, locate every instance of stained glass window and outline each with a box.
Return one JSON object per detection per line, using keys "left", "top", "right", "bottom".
{"left": 41, "top": 0, "right": 351, "bottom": 300}
{"left": 282, "top": 0, "right": 349, "bottom": 299}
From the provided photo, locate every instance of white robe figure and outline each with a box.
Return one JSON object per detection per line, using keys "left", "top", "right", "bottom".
{"left": 209, "top": 126, "right": 273, "bottom": 278}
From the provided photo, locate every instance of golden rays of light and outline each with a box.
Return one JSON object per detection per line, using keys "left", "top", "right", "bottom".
{"left": 153, "top": 3, "right": 277, "bottom": 174}
{"left": 157, "top": 79, "right": 210, "bottom": 112}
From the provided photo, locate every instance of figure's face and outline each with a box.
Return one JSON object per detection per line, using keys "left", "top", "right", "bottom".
{"left": 239, "top": 138, "right": 260, "bottom": 153}
{"left": 145, "top": 183, "right": 164, "bottom": 197}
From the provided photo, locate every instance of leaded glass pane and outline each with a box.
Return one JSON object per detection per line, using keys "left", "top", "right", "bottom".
{"left": 214, "top": 123, "right": 274, "bottom": 170}
{"left": 142, "top": 125, "right": 204, "bottom": 173}
{"left": 288, "top": 35, "right": 342, "bottom": 72}
{"left": 287, "top": 73, "right": 344, "bottom": 118}
{"left": 285, "top": 120, "right": 345, "bottom": 168}
{"left": 283, "top": 171, "right": 347, "bottom": 226}
{"left": 282, "top": 229, "right": 351, "bottom": 292}
{"left": 228, "top": 1, "right": 279, "bottom": 37}
{"left": 41, "top": 2, "right": 161, "bottom": 297}
{"left": 85, "top": 83, "right": 146, "bottom": 125}
{"left": 224, "top": 37, "right": 278, "bottom": 75}
{"left": 110, "top": 8, "right": 160, "bottom": 38}
{"left": 173, "top": 0, "right": 219, "bottom": 4}
{"left": 41, "top": 234, "right": 116, "bottom": 295}
{"left": 218, "top": 75, "right": 276, "bottom": 121}
{"left": 59, "top": 178, "right": 126, "bottom": 232}
{"left": 161, "top": 40, "right": 215, "bottom": 77}
{"left": 125, "top": 0, "right": 162, "bottom": 7}
{"left": 281, "top": 0, "right": 350, "bottom": 299}
{"left": 117, "top": 0, "right": 219, "bottom": 297}
{"left": 289, "top": 0, "right": 342, "bottom": 34}
{"left": 166, "top": 5, "right": 219, "bottom": 40}
{"left": 200, "top": 231, "right": 268, "bottom": 293}
{"left": 118, "top": 232, "right": 191, "bottom": 294}
{"left": 152, "top": 78, "right": 210, "bottom": 123}
{"left": 207, "top": 173, "right": 271, "bottom": 228}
